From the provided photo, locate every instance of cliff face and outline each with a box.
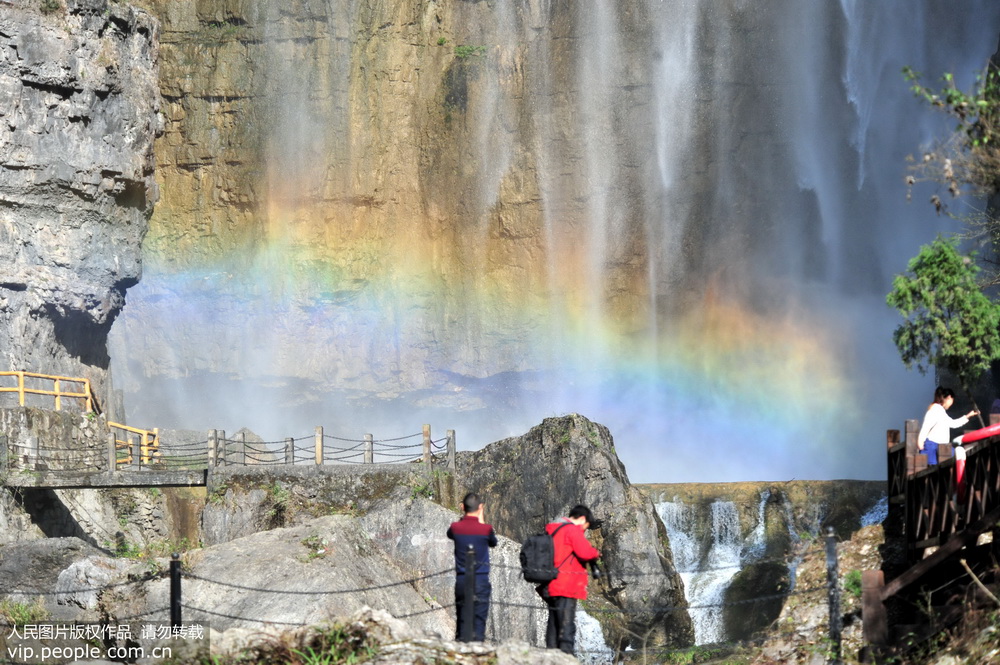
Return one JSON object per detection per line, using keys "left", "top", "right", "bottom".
{"left": 642, "top": 481, "right": 887, "bottom": 544}
{"left": 0, "top": 0, "right": 160, "bottom": 412}
{"left": 107, "top": 0, "right": 698, "bottom": 408}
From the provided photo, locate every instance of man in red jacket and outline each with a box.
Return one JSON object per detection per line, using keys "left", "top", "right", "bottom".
{"left": 544, "top": 504, "right": 602, "bottom": 654}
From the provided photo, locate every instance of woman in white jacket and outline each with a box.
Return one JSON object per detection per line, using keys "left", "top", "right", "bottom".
{"left": 917, "top": 387, "right": 979, "bottom": 465}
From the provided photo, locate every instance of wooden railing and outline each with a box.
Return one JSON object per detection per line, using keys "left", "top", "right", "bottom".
{"left": 0, "top": 371, "right": 94, "bottom": 413}
{"left": 887, "top": 415, "right": 1000, "bottom": 558}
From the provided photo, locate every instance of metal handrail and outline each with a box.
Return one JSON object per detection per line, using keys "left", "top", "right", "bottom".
{"left": 0, "top": 370, "right": 93, "bottom": 413}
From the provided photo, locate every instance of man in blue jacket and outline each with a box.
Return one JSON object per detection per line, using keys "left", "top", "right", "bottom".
{"left": 446, "top": 492, "right": 498, "bottom": 641}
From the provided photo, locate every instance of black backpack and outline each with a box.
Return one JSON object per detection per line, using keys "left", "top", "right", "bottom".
{"left": 520, "top": 523, "right": 570, "bottom": 584}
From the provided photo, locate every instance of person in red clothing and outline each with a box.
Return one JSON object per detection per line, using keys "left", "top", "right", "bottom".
{"left": 543, "top": 504, "right": 602, "bottom": 654}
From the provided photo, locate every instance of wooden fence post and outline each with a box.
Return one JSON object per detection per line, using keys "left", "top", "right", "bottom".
{"left": 364, "top": 434, "right": 373, "bottom": 464}
{"left": 905, "top": 418, "right": 920, "bottom": 475}
{"left": 218, "top": 430, "right": 227, "bottom": 467}
{"left": 315, "top": 426, "right": 324, "bottom": 465}
{"left": 238, "top": 431, "right": 247, "bottom": 466}
{"left": 447, "top": 429, "right": 456, "bottom": 470}
{"left": 861, "top": 570, "right": 888, "bottom": 651}
{"left": 54, "top": 378, "right": 61, "bottom": 412}
{"left": 285, "top": 437, "right": 294, "bottom": 465}
{"left": 423, "top": 424, "right": 431, "bottom": 470}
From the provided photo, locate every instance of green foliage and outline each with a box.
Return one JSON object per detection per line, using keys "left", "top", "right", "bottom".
{"left": 903, "top": 66, "right": 1000, "bottom": 206}
{"left": 0, "top": 597, "right": 50, "bottom": 624}
{"left": 265, "top": 482, "right": 291, "bottom": 526}
{"left": 39, "top": 0, "right": 61, "bottom": 14}
{"left": 200, "top": 20, "right": 245, "bottom": 44}
{"left": 410, "top": 479, "right": 433, "bottom": 500}
{"left": 454, "top": 44, "right": 486, "bottom": 60}
{"left": 300, "top": 533, "right": 329, "bottom": 561}
{"left": 208, "top": 482, "right": 229, "bottom": 505}
{"left": 843, "top": 569, "right": 863, "bottom": 599}
{"left": 110, "top": 538, "right": 143, "bottom": 559}
{"left": 904, "top": 66, "right": 1000, "bottom": 150}
{"left": 886, "top": 235, "right": 1000, "bottom": 403}
{"left": 196, "top": 621, "right": 379, "bottom": 665}
{"left": 437, "top": 37, "right": 447, "bottom": 46}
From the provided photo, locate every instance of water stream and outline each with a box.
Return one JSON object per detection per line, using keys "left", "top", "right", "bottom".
{"left": 657, "top": 495, "right": 772, "bottom": 645}
{"left": 110, "top": 2, "right": 1000, "bottom": 483}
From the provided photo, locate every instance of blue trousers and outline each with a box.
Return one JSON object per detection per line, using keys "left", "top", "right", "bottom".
{"left": 923, "top": 440, "right": 939, "bottom": 465}
{"left": 455, "top": 575, "right": 491, "bottom": 642}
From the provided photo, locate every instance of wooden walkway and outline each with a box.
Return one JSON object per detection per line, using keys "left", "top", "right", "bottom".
{"left": 862, "top": 418, "right": 1000, "bottom": 651}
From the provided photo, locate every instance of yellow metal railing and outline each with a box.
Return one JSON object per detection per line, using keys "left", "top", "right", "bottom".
{"left": 110, "top": 423, "right": 160, "bottom": 466}
{"left": 2, "top": 370, "right": 161, "bottom": 468}
{"left": 0, "top": 371, "right": 95, "bottom": 413}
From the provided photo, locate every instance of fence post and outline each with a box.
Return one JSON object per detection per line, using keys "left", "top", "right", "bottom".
{"left": 16, "top": 371, "right": 24, "bottom": 407}
{"left": 54, "top": 378, "right": 61, "bottom": 412}
{"left": 238, "top": 431, "right": 247, "bottom": 466}
{"left": 423, "top": 424, "right": 431, "bottom": 470}
{"left": 285, "top": 437, "right": 294, "bottom": 465}
{"left": 131, "top": 433, "right": 140, "bottom": 470}
{"left": 170, "top": 553, "right": 182, "bottom": 628}
{"left": 462, "top": 544, "right": 475, "bottom": 642}
{"left": 208, "top": 430, "right": 217, "bottom": 467}
{"left": 364, "top": 434, "right": 373, "bottom": 464}
{"left": 84, "top": 379, "right": 93, "bottom": 414}
{"left": 218, "top": 430, "right": 227, "bottom": 467}
{"left": 861, "top": 570, "right": 887, "bottom": 654}
{"left": 447, "top": 429, "right": 456, "bottom": 471}
{"left": 107, "top": 432, "right": 117, "bottom": 472}
{"left": 29, "top": 425, "right": 38, "bottom": 468}
{"left": 315, "top": 426, "right": 324, "bottom": 465}
{"left": 905, "top": 418, "right": 920, "bottom": 475}
{"left": 826, "top": 526, "right": 842, "bottom": 665}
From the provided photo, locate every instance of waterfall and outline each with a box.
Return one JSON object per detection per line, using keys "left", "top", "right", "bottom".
{"left": 861, "top": 495, "right": 889, "bottom": 527}
{"left": 658, "top": 496, "right": 771, "bottom": 645}
{"left": 109, "top": 2, "right": 1000, "bottom": 484}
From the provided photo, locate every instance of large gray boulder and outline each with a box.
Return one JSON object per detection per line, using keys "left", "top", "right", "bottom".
{"left": 0, "top": 0, "right": 160, "bottom": 412}
{"left": 0, "top": 536, "right": 124, "bottom": 620}
{"left": 105, "top": 514, "right": 454, "bottom": 637}
{"left": 360, "top": 489, "right": 549, "bottom": 645}
{"left": 455, "top": 414, "right": 695, "bottom": 651}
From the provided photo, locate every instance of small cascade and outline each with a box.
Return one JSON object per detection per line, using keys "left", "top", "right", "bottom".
{"left": 860, "top": 495, "right": 889, "bottom": 527}
{"left": 658, "top": 499, "right": 744, "bottom": 644}
{"left": 575, "top": 609, "right": 615, "bottom": 664}
{"left": 658, "top": 491, "right": 789, "bottom": 645}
